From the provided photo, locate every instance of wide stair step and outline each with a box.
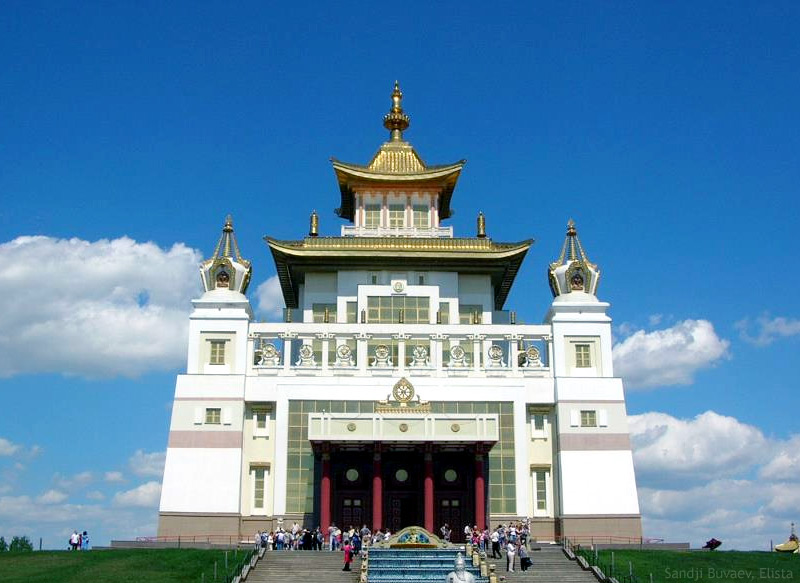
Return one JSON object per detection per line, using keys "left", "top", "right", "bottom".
{"left": 246, "top": 550, "right": 362, "bottom": 583}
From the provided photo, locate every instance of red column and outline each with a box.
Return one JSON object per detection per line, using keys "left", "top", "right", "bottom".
{"left": 320, "top": 453, "right": 331, "bottom": 532}
{"left": 372, "top": 451, "right": 383, "bottom": 531}
{"left": 424, "top": 452, "right": 434, "bottom": 532}
{"left": 475, "top": 450, "right": 486, "bottom": 530}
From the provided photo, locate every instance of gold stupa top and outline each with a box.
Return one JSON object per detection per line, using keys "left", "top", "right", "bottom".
{"left": 332, "top": 82, "right": 466, "bottom": 221}
{"left": 548, "top": 219, "right": 600, "bottom": 298}
{"left": 200, "top": 214, "right": 252, "bottom": 294}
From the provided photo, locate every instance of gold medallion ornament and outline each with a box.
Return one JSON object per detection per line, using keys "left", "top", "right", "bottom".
{"left": 393, "top": 378, "right": 414, "bottom": 402}
{"left": 399, "top": 423, "right": 409, "bottom": 432}
{"left": 451, "top": 423, "right": 461, "bottom": 433}
{"left": 347, "top": 422, "right": 357, "bottom": 432}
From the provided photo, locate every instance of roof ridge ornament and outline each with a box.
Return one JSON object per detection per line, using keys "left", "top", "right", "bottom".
{"left": 383, "top": 81, "right": 410, "bottom": 141}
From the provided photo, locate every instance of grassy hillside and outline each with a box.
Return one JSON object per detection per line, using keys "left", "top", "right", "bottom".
{"left": 587, "top": 549, "right": 799, "bottom": 583}
{"left": 0, "top": 548, "right": 250, "bottom": 583}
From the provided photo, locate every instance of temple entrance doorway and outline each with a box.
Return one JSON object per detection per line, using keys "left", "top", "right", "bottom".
{"left": 383, "top": 452, "right": 424, "bottom": 533}
{"left": 320, "top": 445, "right": 483, "bottom": 538}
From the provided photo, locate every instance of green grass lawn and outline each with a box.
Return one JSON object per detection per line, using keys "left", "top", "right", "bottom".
{"left": 589, "top": 549, "right": 800, "bottom": 583}
{"left": 0, "top": 548, "right": 251, "bottom": 583}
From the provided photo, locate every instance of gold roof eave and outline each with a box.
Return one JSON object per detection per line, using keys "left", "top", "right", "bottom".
{"left": 265, "top": 236, "right": 532, "bottom": 310}
{"left": 332, "top": 158, "right": 466, "bottom": 221}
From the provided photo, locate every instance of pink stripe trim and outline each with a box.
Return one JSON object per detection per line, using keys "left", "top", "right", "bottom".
{"left": 168, "top": 431, "right": 243, "bottom": 448}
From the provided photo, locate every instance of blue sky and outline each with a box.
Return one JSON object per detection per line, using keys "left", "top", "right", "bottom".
{"left": 1, "top": 2, "right": 798, "bottom": 550}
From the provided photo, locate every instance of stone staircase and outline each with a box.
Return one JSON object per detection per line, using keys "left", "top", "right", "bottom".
{"left": 246, "top": 550, "right": 362, "bottom": 583}
{"left": 490, "top": 544, "right": 599, "bottom": 583}
{"left": 245, "top": 545, "right": 597, "bottom": 583}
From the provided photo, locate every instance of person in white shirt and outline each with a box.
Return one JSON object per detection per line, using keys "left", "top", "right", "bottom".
{"left": 506, "top": 540, "right": 516, "bottom": 572}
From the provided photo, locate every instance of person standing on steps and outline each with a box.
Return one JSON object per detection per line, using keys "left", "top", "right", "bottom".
{"left": 342, "top": 540, "right": 354, "bottom": 571}
{"left": 518, "top": 543, "right": 531, "bottom": 571}
{"left": 490, "top": 528, "right": 501, "bottom": 559}
{"left": 505, "top": 539, "right": 516, "bottom": 572}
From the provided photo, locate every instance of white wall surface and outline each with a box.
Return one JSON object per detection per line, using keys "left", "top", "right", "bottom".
{"left": 558, "top": 450, "right": 640, "bottom": 515}
{"left": 160, "top": 448, "right": 243, "bottom": 513}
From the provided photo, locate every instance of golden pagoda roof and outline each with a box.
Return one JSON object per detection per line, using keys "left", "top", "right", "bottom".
{"left": 332, "top": 82, "right": 465, "bottom": 221}
{"left": 265, "top": 235, "right": 532, "bottom": 310}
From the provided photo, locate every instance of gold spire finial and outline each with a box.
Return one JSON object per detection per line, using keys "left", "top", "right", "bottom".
{"left": 567, "top": 218, "right": 576, "bottom": 236}
{"left": 309, "top": 209, "right": 319, "bottom": 237}
{"left": 224, "top": 214, "right": 234, "bottom": 232}
{"left": 383, "top": 81, "right": 410, "bottom": 141}
{"left": 477, "top": 211, "right": 486, "bottom": 238}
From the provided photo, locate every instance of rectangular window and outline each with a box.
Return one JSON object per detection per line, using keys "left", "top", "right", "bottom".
{"left": 459, "top": 304, "right": 483, "bottom": 325}
{"left": 253, "top": 467, "right": 265, "bottom": 509}
{"left": 438, "top": 301, "right": 450, "bottom": 324}
{"left": 205, "top": 408, "right": 221, "bottom": 424}
{"left": 255, "top": 411, "right": 267, "bottom": 430}
{"left": 312, "top": 303, "right": 337, "bottom": 323}
{"left": 417, "top": 273, "right": 426, "bottom": 285}
{"left": 364, "top": 204, "right": 381, "bottom": 228}
{"left": 346, "top": 301, "right": 357, "bottom": 324}
{"left": 533, "top": 414, "right": 544, "bottom": 431}
{"left": 388, "top": 203, "right": 405, "bottom": 228}
{"left": 367, "top": 296, "right": 430, "bottom": 324}
{"left": 580, "top": 410, "right": 597, "bottom": 427}
{"left": 209, "top": 340, "right": 226, "bottom": 365}
{"left": 575, "top": 344, "right": 592, "bottom": 368}
{"left": 413, "top": 204, "right": 430, "bottom": 228}
{"left": 535, "top": 470, "right": 547, "bottom": 511}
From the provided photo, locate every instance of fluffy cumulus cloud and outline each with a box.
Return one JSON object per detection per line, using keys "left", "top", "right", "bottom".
{"left": 37, "top": 489, "right": 68, "bottom": 504}
{"left": 112, "top": 481, "right": 162, "bottom": 508}
{"left": 630, "top": 410, "right": 799, "bottom": 549}
{"left": 613, "top": 319, "right": 730, "bottom": 389}
{"left": 254, "top": 275, "right": 285, "bottom": 319}
{"left": 104, "top": 471, "right": 125, "bottom": 483}
{"left": 630, "top": 411, "right": 768, "bottom": 487}
{"left": 735, "top": 314, "right": 800, "bottom": 346}
{"left": 0, "top": 236, "right": 202, "bottom": 379}
{"left": 0, "top": 437, "right": 21, "bottom": 456}
{"left": 128, "top": 450, "right": 166, "bottom": 478}
{"left": 759, "top": 435, "right": 800, "bottom": 481}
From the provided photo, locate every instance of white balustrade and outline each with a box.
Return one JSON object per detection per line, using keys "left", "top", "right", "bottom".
{"left": 250, "top": 323, "right": 551, "bottom": 378}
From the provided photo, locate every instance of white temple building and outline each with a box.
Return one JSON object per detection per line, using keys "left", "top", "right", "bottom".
{"left": 158, "top": 83, "right": 642, "bottom": 542}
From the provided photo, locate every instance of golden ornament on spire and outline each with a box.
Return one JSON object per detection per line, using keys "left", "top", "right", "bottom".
{"left": 383, "top": 80, "right": 410, "bottom": 141}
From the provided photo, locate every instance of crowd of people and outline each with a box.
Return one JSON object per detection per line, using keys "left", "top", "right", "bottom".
{"left": 444, "top": 522, "right": 534, "bottom": 572}
{"left": 254, "top": 523, "right": 392, "bottom": 561}
{"left": 68, "top": 530, "right": 90, "bottom": 551}
{"left": 254, "top": 520, "right": 535, "bottom": 573}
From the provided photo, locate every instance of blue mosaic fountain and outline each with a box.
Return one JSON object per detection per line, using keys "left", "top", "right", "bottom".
{"left": 367, "top": 528, "right": 489, "bottom": 583}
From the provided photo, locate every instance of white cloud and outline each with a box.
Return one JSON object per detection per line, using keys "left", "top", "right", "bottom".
{"left": 254, "top": 275, "right": 284, "bottom": 319}
{"left": 648, "top": 314, "right": 663, "bottom": 327}
{"left": 0, "top": 235, "right": 202, "bottom": 379}
{"left": 104, "top": 471, "right": 125, "bottom": 483}
{"left": 53, "top": 471, "right": 94, "bottom": 490}
{"left": 630, "top": 411, "right": 768, "bottom": 487}
{"left": 613, "top": 319, "right": 730, "bottom": 389}
{"left": 37, "top": 489, "right": 68, "bottom": 504}
{"left": 735, "top": 315, "right": 800, "bottom": 347}
{"left": 630, "top": 410, "right": 800, "bottom": 549}
{"left": 86, "top": 490, "right": 105, "bottom": 501}
{"left": 128, "top": 450, "right": 166, "bottom": 478}
{"left": 113, "top": 481, "right": 162, "bottom": 508}
{"left": 0, "top": 437, "right": 20, "bottom": 456}
{"left": 759, "top": 435, "right": 800, "bottom": 481}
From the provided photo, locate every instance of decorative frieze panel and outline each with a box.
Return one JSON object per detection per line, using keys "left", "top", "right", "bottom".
{"left": 307, "top": 412, "right": 499, "bottom": 443}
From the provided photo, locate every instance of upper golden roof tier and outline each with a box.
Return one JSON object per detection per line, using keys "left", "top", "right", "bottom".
{"left": 332, "top": 82, "right": 466, "bottom": 222}
{"left": 266, "top": 236, "right": 532, "bottom": 310}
